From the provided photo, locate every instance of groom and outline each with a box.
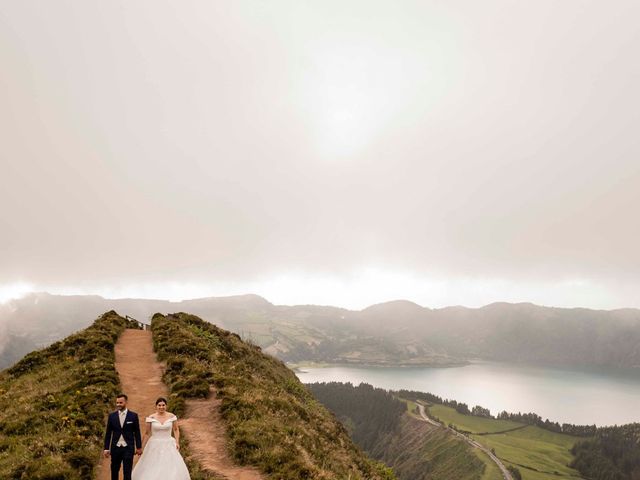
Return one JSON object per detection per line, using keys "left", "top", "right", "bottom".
{"left": 103, "top": 393, "right": 142, "bottom": 480}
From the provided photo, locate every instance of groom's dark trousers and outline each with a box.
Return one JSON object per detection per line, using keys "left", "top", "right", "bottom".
{"left": 104, "top": 410, "right": 142, "bottom": 480}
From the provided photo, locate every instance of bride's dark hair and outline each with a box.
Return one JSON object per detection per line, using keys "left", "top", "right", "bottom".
{"left": 155, "top": 397, "right": 168, "bottom": 405}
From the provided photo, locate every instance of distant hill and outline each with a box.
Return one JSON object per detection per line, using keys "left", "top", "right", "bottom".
{"left": 3, "top": 293, "right": 640, "bottom": 369}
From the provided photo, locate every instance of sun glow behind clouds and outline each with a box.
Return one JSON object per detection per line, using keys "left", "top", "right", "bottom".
{"left": 298, "top": 8, "right": 460, "bottom": 161}
{"left": 303, "top": 38, "right": 429, "bottom": 160}
{"left": 0, "top": 283, "right": 35, "bottom": 304}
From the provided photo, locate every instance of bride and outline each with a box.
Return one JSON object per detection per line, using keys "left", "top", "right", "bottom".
{"left": 132, "top": 397, "right": 191, "bottom": 480}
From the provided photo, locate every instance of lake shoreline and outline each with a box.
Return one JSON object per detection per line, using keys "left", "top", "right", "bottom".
{"left": 287, "top": 359, "right": 469, "bottom": 372}
{"left": 295, "top": 361, "right": 640, "bottom": 426}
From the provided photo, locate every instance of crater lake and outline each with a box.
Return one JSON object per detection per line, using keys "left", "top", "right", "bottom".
{"left": 296, "top": 361, "right": 640, "bottom": 426}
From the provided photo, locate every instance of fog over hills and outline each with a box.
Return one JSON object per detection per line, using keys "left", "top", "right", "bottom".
{"left": 2, "top": 292, "right": 640, "bottom": 370}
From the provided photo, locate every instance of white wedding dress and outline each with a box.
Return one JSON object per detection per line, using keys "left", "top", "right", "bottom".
{"left": 132, "top": 415, "right": 190, "bottom": 480}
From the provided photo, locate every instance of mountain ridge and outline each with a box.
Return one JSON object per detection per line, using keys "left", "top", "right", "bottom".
{"left": 0, "top": 311, "right": 396, "bottom": 479}
{"left": 9, "top": 290, "right": 640, "bottom": 312}
{"left": 3, "top": 292, "right": 640, "bottom": 370}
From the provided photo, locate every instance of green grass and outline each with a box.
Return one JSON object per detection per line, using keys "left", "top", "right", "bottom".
{"left": 427, "top": 405, "right": 584, "bottom": 480}
{"left": 428, "top": 404, "right": 524, "bottom": 433}
{"left": 399, "top": 399, "right": 501, "bottom": 480}
{"left": 407, "top": 421, "right": 488, "bottom": 480}
{"left": 472, "top": 427, "right": 582, "bottom": 479}
{"left": 402, "top": 399, "right": 422, "bottom": 420}
{"left": 473, "top": 449, "right": 503, "bottom": 480}
{"left": 0, "top": 311, "right": 135, "bottom": 480}
{"left": 152, "top": 312, "right": 396, "bottom": 480}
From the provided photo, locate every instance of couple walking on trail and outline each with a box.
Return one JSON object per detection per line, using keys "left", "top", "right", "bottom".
{"left": 103, "top": 393, "right": 190, "bottom": 480}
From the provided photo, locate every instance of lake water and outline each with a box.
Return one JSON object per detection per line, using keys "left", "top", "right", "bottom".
{"left": 296, "top": 362, "right": 640, "bottom": 426}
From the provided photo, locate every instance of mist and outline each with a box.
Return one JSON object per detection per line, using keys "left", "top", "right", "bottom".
{"left": 2, "top": 1, "right": 639, "bottom": 309}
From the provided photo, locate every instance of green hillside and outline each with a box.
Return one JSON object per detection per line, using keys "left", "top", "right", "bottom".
{"left": 151, "top": 312, "right": 395, "bottom": 479}
{"left": 308, "top": 382, "right": 489, "bottom": 480}
{"left": 427, "top": 404, "right": 584, "bottom": 480}
{"left": 4, "top": 308, "right": 621, "bottom": 480}
{"left": 0, "top": 311, "right": 133, "bottom": 479}
{"left": 0, "top": 311, "right": 398, "bottom": 479}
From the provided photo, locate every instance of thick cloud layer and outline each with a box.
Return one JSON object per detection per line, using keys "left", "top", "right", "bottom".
{"left": 1, "top": 1, "right": 639, "bottom": 308}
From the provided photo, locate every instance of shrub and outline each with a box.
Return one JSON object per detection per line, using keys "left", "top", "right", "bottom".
{"left": 152, "top": 313, "right": 395, "bottom": 480}
{"left": 0, "top": 311, "right": 130, "bottom": 480}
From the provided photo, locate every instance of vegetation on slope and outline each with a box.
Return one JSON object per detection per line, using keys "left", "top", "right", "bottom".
{"left": 426, "top": 404, "right": 583, "bottom": 480}
{"left": 308, "top": 382, "right": 489, "bottom": 480}
{"left": 0, "top": 311, "right": 134, "bottom": 479}
{"left": 151, "top": 312, "right": 395, "bottom": 480}
{"left": 570, "top": 423, "right": 640, "bottom": 480}
{"left": 307, "top": 382, "right": 406, "bottom": 452}
{"left": 398, "top": 389, "right": 596, "bottom": 437}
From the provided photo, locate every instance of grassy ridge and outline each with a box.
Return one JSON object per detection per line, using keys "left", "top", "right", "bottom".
{"left": 427, "top": 405, "right": 583, "bottom": 480}
{"left": 151, "top": 312, "right": 395, "bottom": 480}
{"left": 379, "top": 414, "right": 490, "bottom": 480}
{"left": 308, "top": 383, "right": 489, "bottom": 480}
{"left": 404, "top": 400, "right": 501, "bottom": 480}
{"left": 0, "top": 311, "right": 133, "bottom": 479}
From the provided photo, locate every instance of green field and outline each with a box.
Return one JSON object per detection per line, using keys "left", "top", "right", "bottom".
{"left": 429, "top": 404, "right": 525, "bottom": 433}
{"left": 427, "top": 405, "right": 585, "bottom": 480}
{"left": 401, "top": 400, "right": 502, "bottom": 480}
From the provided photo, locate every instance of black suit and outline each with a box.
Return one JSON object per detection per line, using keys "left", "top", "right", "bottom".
{"left": 103, "top": 410, "right": 142, "bottom": 480}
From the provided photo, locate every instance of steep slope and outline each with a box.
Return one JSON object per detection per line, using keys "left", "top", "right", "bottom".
{"left": 0, "top": 311, "right": 132, "bottom": 479}
{"left": 307, "top": 382, "right": 488, "bottom": 480}
{"left": 151, "top": 312, "right": 395, "bottom": 479}
{"left": 1, "top": 311, "right": 398, "bottom": 479}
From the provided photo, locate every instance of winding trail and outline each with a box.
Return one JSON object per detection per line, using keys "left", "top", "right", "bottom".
{"left": 180, "top": 389, "right": 263, "bottom": 480}
{"left": 416, "top": 403, "right": 513, "bottom": 480}
{"left": 98, "top": 328, "right": 263, "bottom": 480}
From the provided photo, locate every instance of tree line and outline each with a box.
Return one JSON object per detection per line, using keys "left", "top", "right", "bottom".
{"left": 307, "top": 382, "right": 406, "bottom": 453}
{"left": 310, "top": 385, "right": 640, "bottom": 480}
{"left": 570, "top": 423, "right": 640, "bottom": 480}
{"left": 397, "top": 389, "right": 596, "bottom": 437}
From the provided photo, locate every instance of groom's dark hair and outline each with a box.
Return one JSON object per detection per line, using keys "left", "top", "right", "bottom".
{"left": 117, "top": 393, "right": 128, "bottom": 401}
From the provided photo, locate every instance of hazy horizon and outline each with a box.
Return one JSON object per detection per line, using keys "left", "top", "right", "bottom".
{"left": 2, "top": 1, "right": 639, "bottom": 310}
{"left": 4, "top": 289, "right": 640, "bottom": 313}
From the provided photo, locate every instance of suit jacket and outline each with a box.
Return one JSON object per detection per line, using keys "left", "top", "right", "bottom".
{"left": 103, "top": 410, "right": 142, "bottom": 451}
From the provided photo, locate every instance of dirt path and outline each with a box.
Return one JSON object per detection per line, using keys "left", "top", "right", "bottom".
{"left": 416, "top": 403, "right": 513, "bottom": 480}
{"left": 97, "top": 329, "right": 168, "bottom": 480}
{"left": 98, "top": 328, "right": 263, "bottom": 480}
{"left": 180, "top": 389, "right": 263, "bottom": 480}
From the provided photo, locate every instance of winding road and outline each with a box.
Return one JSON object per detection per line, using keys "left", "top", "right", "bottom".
{"left": 416, "top": 403, "right": 513, "bottom": 480}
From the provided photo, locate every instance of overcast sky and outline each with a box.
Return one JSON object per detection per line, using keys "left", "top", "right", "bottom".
{"left": 1, "top": 1, "right": 639, "bottom": 309}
